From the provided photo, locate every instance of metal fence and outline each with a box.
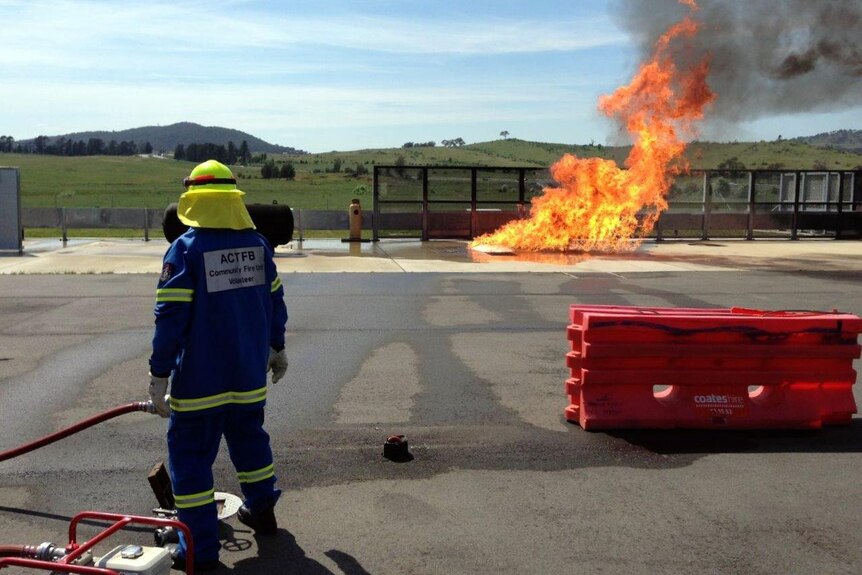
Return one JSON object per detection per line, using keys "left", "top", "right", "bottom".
{"left": 22, "top": 207, "right": 165, "bottom": 242}
{"left": 371, "top": 166, "right": 862, "bottom": 241}
{"left": 20, "top": 206, "right": 374, "bottom": 242}
{"left": 20, "top": 167, "right": 862, "bottom": 242}
{"left": 372, "top": 165, "right": 549, "bottom": 240}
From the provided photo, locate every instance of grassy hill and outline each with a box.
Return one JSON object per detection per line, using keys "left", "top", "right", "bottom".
{"left": 685, "top": 140, "right": 862, "bottom": 171}
{"left": 2, "top": 138, "right": 861, "bottom": 210}
{"left": 299, "top": 139, "right": 627, "bottom": 169}
{"left": 294, "top": 138, "right": 862, "bottom": 173}
{"left": 793, "top": 129, "right": 862, "bottom": 153}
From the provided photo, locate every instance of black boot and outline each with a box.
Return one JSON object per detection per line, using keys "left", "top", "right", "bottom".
{"left": 236, "top": 504, "right": 277, "bottom": 536}
{"left": 165, "top": 543, "right": 222, "bottom": 572}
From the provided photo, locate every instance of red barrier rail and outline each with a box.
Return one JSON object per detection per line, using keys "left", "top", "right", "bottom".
{"left": 565, "top": 305, "right": 862, "bottom": 430}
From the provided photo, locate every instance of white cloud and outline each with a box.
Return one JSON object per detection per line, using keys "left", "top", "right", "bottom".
{"left": 2, "top": 0, "right": 625, "bottom": 62}
{"left": 0, "top": 0, "right": 626, "bottom": 150}
{"left": 0, "top": 74, "right": 607, "bottom": 151}
{"left": 1, "top": 78, "right": 596, "bottom": 124}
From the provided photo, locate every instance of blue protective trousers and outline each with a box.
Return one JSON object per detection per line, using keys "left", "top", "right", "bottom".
{"left": 167, "top": 407, "right": 281, "bottom": 563}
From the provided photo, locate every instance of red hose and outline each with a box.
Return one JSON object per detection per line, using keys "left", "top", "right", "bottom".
{"left": 0, "top": 402, "right": 151, "bottom": 463}
{"left": 0, "top": 557, "right": 120, "bottom": 575}
{"left": 0, "top": 545, "right": 27, "bottom": 557}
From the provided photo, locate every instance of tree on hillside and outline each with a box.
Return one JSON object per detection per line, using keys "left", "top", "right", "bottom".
{"left": 500, "top": 130, "right": 510, "bottom": 140}
{"left": 118, "top": 140, "right": 136, "bottom": 155}
{"left": 717, "top": 156, "right": 746, "bottom": 171}
{"left": 395, "top": 154, "right": 406, "bottom": 176}
{"left": 7, "top": 134, "right": 145, "bottom": 157}
{"left": 34, "top": 135, "right": 48, "bottom": 154}
{"left": 181, "top": 142, "right": 228, "bottom": 163}
{"left": 261, "top": 160, "right": 275, "bottom": 179}
{"left": 46, "top": 137, "right": 65, "bottom": 155}
{"left": 88, "top": 138, "right": 105, "bottom": 155}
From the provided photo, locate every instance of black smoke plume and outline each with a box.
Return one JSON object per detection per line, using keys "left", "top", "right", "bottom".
{"left": 612, "top": 0, "right": 862, "bottom": 125}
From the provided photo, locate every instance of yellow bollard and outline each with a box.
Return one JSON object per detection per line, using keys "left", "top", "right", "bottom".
{"left": 348, "top": 198, "right": 362, "bottom": 241}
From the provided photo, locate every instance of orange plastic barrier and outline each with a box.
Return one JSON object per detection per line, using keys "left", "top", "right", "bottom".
{"left": 564, "top": 305, "right": 862, "bottom": 430}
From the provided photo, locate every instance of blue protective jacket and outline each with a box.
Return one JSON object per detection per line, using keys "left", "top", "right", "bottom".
{"left": 149, "top": 228, "right": 287, "bottom": 417}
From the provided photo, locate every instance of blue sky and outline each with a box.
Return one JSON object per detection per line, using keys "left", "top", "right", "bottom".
{"left": 1, "top": 0, "right": 859, "bottom": 153}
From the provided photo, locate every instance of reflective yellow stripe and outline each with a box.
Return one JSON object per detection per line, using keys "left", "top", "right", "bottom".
{"left": 237, "top": 464, "right": 274, "bottom": 484}
{"left": 174, "top": 488, "right": 215, "bottom": 509}
{"left": 169, "top": 387, "right": 267, "bottom": 412}
{"left": 156, "top": 288, "right": 194, "bottom": 303}
{"left": 271, "top": 277, "right": 282, "bottom": 293}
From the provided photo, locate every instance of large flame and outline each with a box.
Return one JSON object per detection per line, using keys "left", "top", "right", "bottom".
{"left": 473, "top": 2, "right": 714, "bottom": 253}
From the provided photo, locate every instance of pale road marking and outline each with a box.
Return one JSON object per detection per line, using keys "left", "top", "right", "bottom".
{"left": 334, "top": 342, "right": 420, "bottom": 425}
{"left": 0, "top": 334, "right": 88, "bottom": 380}
{"left": 0, "top": 487, "right": 35, "bottom": 546}
{"left": 53, "top": 353, "right": 153, "bottom": 431}
{"left": 0, "top": 486, "right": 30, "bottom": 507}
{"left": 451, "top": 331, "right": 569, "bottom": 432}
{"left": 422, "top": 296, "right": 501, "bottom": 327}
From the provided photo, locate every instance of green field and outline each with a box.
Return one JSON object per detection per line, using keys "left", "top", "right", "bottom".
{"left": 3, "top": 138, "right": 861, "bottom": 211}
{"left": 1, "top": 154, "right": 371, "bottom": 210}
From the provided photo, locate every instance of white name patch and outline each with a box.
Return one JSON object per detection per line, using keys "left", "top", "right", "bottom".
{"left": 204, "top": 247, "right": 265, "bottom": 293}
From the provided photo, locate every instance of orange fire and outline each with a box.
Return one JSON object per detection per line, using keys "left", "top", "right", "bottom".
{"left": 472, "top": 1, "right": 714, "bottom": 253}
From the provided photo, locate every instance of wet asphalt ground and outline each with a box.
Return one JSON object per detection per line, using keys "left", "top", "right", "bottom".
{"left": 0, "top": 239, "right": 861, "bottom": 574}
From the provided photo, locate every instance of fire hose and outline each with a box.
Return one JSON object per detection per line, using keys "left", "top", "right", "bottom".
{"left": 0, "top": 401, "right": 154, "bottom": 463}
{"left": 0, "top": 403, "right": 198, "bottom": 573}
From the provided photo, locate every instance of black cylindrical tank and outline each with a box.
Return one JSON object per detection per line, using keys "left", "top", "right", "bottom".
{"left": 162, "top": 203, "right": 294, "bottom": 247}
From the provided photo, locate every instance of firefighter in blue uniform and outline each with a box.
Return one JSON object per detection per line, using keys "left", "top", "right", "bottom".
{"left": 148, "top": 159, "right": 288, "bottom": 571}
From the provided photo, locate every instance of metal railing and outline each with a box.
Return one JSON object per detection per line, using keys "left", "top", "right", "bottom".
{"left": 19, "top": 168, "right": 862, "bottom": 242}
{"left": 372, "top": 165, "right": 549, "bottom": 240}
{"left": 20, "top": 206, "right": 374, "bottom": 242}
{"left": 22, "top": 207, "right": 164, "bottom": 242}
{"left": 372, "top": 166, "right": 862, "bottom": 241}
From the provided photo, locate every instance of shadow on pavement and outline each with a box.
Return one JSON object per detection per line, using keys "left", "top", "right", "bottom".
{"left": 227, "top": 526, "right": 370, "bottom": 575}
{"left": 607, "top": 418, "right": 862, "bottom": 455}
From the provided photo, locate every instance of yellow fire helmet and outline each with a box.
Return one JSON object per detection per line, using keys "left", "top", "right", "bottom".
{"left": 177, "top": 160, "right": 255, "bottom": 230}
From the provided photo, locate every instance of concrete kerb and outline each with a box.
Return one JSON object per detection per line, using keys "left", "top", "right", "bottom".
{"left": 0, "top": 237, "right": 860, "bottom": 275}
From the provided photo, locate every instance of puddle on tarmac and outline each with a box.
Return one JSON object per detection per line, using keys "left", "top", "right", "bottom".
{"left": 467, "top": 244, "right": 593, "bottom": 265}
